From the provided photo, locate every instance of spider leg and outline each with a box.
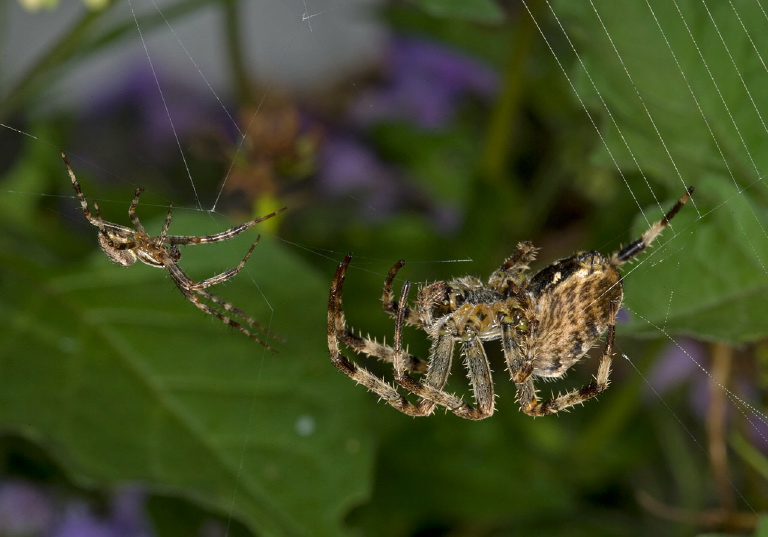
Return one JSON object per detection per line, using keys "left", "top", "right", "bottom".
{"left": 460, "top": 336, "right": 496, "bottom": 417}
{"left": 612, "top": 186, "right": 693, "bottom": 265}
{"left": 91, "top": 200, "right": 108, "bottom": 237}
{"left": 62, "top": 150, "right": 110, "bottom": 229}
{"left": 194, "top": 286, "right": 278, "bottom": 338}
{"left": 165, "top": 207, "right": 287, "bottom": 246}
{"left": 392, "top": 282, "right": 495, "bottom": 420}
{"left": 181, "top": 236, "right": 261, "bottom": 290}
{"left": 382, "top": 259, "right": 404, "bottom": 314}
{"left": 194, "top": 288, "right": 278, "bottom": 346}
{"left": 522, "top": 324, "right": 614, "bottom": 416}
{"left": 61, "top": 151, "right": 140, "bottom": 252}
{"left": 127, "top": 187, "right": 148, "bottom": 234}
{"left": 381, "top": 260, "right": 429, "bottom": 328}
{"left": 167, "top": 262, "right": 278, "bottom": 352}
{"left": 333, "top": 255, "right": 428, "bottom": 373}
{"left": 328, "top": 254, "right": 426, "bottom": 415}
{"left": 499, "top": 241, "right": 539, "bottom": 272}
{"left": 519, "top": 299, "right": 618, "bottom": 417}
{"left": 388, "top": 281, "right": 448, "bottom": 416}
{"left": 501, "top": 316, "right": 536, "bottom": 384}
{"left": 488, "top": 241, "right": 538, "bottom": 293}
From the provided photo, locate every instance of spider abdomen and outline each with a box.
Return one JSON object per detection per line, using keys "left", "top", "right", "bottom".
{"left": 528, "top": 252, "right": 623, "bottom": 377}
{"left": 97, "top": 231, "right": 138, "bottom": 266}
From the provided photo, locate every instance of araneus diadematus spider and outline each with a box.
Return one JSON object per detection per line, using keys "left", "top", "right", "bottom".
{"left": 328, "top": 187, "right": 693, "bottom": 419}
{"left": 62, "top": 151, "right": 285, "bottom": 351}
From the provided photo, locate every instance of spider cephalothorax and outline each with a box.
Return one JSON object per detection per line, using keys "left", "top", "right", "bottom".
{"left": 328, "top": 187, "right": 693, "bottom": 419}
{"left": 62, "top": 151, "right": 285, "bottom": 351}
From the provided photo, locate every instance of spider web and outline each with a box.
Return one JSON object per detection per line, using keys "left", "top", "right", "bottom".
{"left": 1, "top": 0, "right": 768, "bottom": 535}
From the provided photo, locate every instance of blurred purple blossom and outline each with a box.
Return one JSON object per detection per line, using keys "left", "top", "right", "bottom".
{"left": 317, "top": 134, "right": 461, "bottom": 232}
{"left": 52, "top": 486, "right": 151, "bottom": 537}
{"left": 646, "top": 338, "right": 707, "bottom": 397}
{"left": 87, "top": 66, "right": 221, "bottom": 150}
{"left": 314, "top": 36, "right": 495, "bottom": 229}
{"left": 643, "top": 338, "right": 712, "bottom": 423}
{"left": 644, "top": 340, "right": 768, "bottom": 453}
{"left": 350, "top": 36, "right": 498, "bottom": 129}
{"left": 53, "top": 486, "right": 151, "bottom": 537}
{"left": 54, "top": 503, "right": 119, "bottom": 537}
{"left": 0, "top": 480, "right": 53, "bottom": 535}
{"left": 0, "top": 481, "right": 153, "bottom": 537}
{"left": 74, "top": 64, "right": 225, "bottom": 182}
{"left": 317, "top": 135, "right": 402, "bottom": 215}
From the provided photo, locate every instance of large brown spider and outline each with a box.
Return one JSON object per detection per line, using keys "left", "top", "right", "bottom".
{"left": 62, "top": 151, "right": 285, "bottom": 351}
{"left": 328, "top": 187, "right": 693, "bottom": 419}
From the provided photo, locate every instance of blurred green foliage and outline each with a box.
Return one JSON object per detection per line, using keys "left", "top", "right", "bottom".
{"left": 1, "top": 0, "right": 768, "bottom": 536}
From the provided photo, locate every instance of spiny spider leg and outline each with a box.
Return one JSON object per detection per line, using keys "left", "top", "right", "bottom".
{"left": 168, "top": 266, "right": 277, "bottom": 352}
{"left": 522, "top": 314, "right": 616, "bottom": 417}
{"left": 328, "top": 255, "right": 422, "bottom": 414}
{"left": 331, "top": 255, "right": 428, "bottom": 373}
{"left": 62, "top": 150, "right": 100, "bottom": 228}
{"left": 613, "top": 186, "right": 693, "bottom": 264}
{"left": 184, "top": 237, "right": 261, "bottom": 290}
{"left": 392, "top": 278, "right": 495, "bottom": 420}
{"left": 128, "top": 188, "right": 148, "bottom": 234}
{"left": 388, "top": 280, "right": 445, "bottom": 416}
{"left": 381, "top": 259, "right": 433, "bottom": 330}
{"left": 165, "top": 207, "right": 287, "bottom": 246}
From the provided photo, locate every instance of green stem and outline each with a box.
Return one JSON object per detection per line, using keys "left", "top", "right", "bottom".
{"left": 222, "top": 0, "right": 253, "bottom": 105}
{"left": 480, "top": 12, "right": 534, "bottom": 187}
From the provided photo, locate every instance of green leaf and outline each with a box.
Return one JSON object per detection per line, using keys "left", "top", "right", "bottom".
{"left": 0, "top": 213, "right": 373, "bottom": 536}
{"left": 625, "top": 176, "right": 768, "bottom": 342}
{"left": 551, "top": 0, "right": 768, "bottom": 343}
{"left": 413, "top": 0, "right": 505, "bottom": 24}
{"left": 624, "top": 177, "right": 768, "bottom": 343}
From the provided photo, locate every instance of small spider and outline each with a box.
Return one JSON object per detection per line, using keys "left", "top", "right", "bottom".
{"left": 62, "top": 151, "right": 285, "bottom": 351}
{"left": 328, "top": 187, "right": 693, "bottom": 419}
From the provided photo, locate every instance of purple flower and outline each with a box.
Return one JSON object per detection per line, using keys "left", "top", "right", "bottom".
{"left": 317, "top": 134, "right": 461, "bottom": 231}
{"left": 350, "top": 36, "right": 498, "bottom": 129}
{"left": 51, "top": 486, "right": 151, "bottom": 537}
{"left": 74, "top": 64, "right": 225, "bottom": 179}
{"left": 54, "top": 503, "right": 116, "bottom": 537}
{"left": 88, "top": 66, "right": 221, "bottom": 150}
{"left": 317, "top": 135, "right": 404, "bottom": 217}
{"left": 646, "top": 338, "right": 706, "bottom": 397}
{"left": 0, "top": 480, "right": 53, "bottom": 535}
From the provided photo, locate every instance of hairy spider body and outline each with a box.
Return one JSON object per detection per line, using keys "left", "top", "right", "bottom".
{"left": 62, "top": 151, "right": 285, "bottom": 351}
{"left": 329, "top": 187, "right": 693, "bottom": 419}
{"left": 528, "top": 252, "right": 622, "bottom": 374}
